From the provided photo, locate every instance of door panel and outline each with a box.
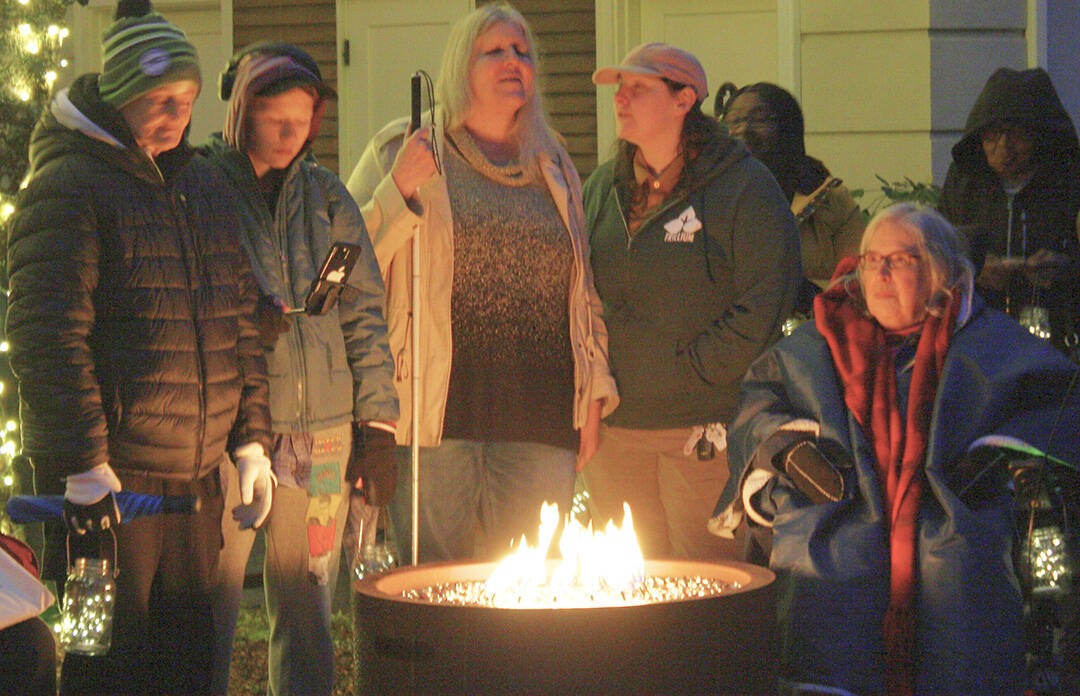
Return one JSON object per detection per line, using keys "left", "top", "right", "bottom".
{"left": 641, "top": 0, "right": 778, "bottom": 107}
{"left": 337, "top": 0, "right": 473, "bottom": 177}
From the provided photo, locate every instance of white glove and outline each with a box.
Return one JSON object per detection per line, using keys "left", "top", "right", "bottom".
{"left": 64, "top": 463, "right": 123, "bottom": 534}
{"left": 232, "top": 442, "right": 276, "bottom": 529}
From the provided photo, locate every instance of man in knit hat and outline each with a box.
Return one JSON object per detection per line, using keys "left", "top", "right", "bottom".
{"left": 200, "top": 42, "right": 397, "bottom": 696}
{"left": 5, "top": 1, "right": 271, "bottom": 693}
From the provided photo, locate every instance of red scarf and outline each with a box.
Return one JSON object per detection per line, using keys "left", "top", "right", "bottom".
{"left": 814, "top": 257, "right": 958, "bottom": 696}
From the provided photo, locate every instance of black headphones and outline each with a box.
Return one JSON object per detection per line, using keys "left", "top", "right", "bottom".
{"left": 218, "top": 41, "right": 324, "bottom": 101}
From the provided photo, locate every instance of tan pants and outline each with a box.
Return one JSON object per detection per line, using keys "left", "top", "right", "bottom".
{"left": 582, "top": 424, "right": 737, "bottom": 561}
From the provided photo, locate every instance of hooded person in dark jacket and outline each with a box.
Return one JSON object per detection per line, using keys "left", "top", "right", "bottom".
{"left": 200, "top": 43, "right": 397, "bottom": 696}
{"left": 938, "top": 67, "right": 1080, "bottom": 357}
{"left": 583, "top": 44, "right": 799, "bottom": 560}
{"left": 4, "top": 1, "right": 271, "bottom": 694}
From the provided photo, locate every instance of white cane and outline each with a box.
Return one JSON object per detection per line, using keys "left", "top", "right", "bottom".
{"left": 407, "top": 72, "right": 437, "bottom": 567}
{"left": 410, "top": 219, "right": 421, "bottom": 567}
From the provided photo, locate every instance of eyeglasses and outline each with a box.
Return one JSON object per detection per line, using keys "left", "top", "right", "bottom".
{"left": 858, "top": 250, "right": 921, "bottom": 272}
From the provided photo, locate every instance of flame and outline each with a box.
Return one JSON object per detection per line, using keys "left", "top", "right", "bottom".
{"left": 483, "top": 502, "right": 645, "bottom": 608}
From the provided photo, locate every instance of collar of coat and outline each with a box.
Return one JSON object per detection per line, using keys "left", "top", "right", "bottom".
{"left": 32, "top": 73, "right": 196, "bottom": 186}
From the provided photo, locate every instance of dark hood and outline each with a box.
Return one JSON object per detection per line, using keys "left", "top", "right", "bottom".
{"left": 26, "top": 73, "right": 195, "bottom": 186}
{"left": 951, "top": 67, "right": 1079, "bottom": 174}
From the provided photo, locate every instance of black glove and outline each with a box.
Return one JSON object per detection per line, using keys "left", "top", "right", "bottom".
{"left": 254, "top": 293, "right": 294, "bottom": 349}
{"left": 773, "top": 438, "right": 845, "bottom": 504}
{"left": 947, "top": 446, "right": 1012, "bottom": 506}
{"left": 346, "top": 423, "right": 398, "bottom": 507}
{"left": 63, "top": 492, "right": 121, "bottom": 535}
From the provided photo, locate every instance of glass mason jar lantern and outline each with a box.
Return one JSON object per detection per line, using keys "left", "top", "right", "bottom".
{"left": 60, "top": 555, "right": 117, "bottom": 656}
{"left": 351, "top": 507, "right": 397, "bottom": 581}
{"left": 1017, "top": 304, "right": 1052, "bottom": 341}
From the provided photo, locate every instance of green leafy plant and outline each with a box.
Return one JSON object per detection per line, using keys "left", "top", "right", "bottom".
{"left": 850, "top": 175, "right": 942, "bottom": 222}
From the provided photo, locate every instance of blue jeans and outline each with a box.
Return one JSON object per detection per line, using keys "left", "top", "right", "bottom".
{"left": 388, "top": 440, "right": 576, "bottom": 564}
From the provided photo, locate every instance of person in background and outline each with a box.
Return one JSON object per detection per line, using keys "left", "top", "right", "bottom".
{"left": 711, "top": 203, "right": 1080, "bottom": 695}
{"left": 347, "top": 3, "right": 617, "bottom": 564}
{"left": 938, "top": 67, "right": 1080, "bottom": 358}
{"left": 717, "top": 81, "right": 863, "bottom": 317}
{"left": 201, "top": 42, "right": 397, "bottom": 696}
{"left": 4, "top": 1, "right": 271, "bottom": 693}
{"left": 583, "top": 44, "right": 800, "bottom": 560}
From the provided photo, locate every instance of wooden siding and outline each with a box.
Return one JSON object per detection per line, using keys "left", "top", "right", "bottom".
{"left": 506, "top": 0, "right": 598, "bottom": 177}
{"left": 232, "top": 0, "right": 340, "bottom": 173}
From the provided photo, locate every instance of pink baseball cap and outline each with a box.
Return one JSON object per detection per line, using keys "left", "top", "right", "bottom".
{"left": 592, "top": 43, "right": 708, "bottom": 101}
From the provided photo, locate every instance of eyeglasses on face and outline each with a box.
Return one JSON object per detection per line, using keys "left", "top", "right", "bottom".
{"left": 858, "top": 250, "right": 922, "bottom": 272}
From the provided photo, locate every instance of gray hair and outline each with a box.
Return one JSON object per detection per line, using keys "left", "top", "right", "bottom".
{"left": 434, "top": 3, "right": 559, "bottom": 167}
{"left": 852, "top": 202, "right": 975, "bottom": 320}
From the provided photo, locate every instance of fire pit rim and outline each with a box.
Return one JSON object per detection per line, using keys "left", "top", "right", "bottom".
{"left": 353, "top": 557, "right": 775, "bottom": 609}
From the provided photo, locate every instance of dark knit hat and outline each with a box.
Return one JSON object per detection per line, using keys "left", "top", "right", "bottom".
{"left": 98, "top": 0, "right": 201, "bottom": 108}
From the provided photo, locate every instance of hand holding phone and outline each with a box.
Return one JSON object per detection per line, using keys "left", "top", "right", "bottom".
{"left": 303, "top": 242, "right": 363, "bottom": 316}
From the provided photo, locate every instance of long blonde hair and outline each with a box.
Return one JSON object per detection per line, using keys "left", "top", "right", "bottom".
{"left": 435, "top": 3, "right": 561, "bottom": 168}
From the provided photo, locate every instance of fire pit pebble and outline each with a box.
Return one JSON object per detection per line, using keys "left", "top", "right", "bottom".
{"left": 403, "top": 574, "right": 740, "bottom": 607}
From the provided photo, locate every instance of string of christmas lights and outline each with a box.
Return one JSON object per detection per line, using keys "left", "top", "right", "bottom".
{"left": 1, "top": 0, "right": 79, "bottom": 537}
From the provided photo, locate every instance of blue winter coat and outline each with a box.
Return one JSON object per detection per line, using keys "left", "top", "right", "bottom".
{"left": 201, "top": 136, "right": 397, "bottom": 434}
{"left": 714, "top": 297, "right": 1080, "bottom": 695}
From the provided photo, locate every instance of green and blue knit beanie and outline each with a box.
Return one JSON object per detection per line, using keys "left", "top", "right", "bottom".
{"left": 98, "top": 0, "right": 201, "bottom": 108}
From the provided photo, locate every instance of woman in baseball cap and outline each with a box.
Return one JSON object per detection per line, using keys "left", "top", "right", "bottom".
{"left": 580, "top": 43, "right": 801, "bottom": 561}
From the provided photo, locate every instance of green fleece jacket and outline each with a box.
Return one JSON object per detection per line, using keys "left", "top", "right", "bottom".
{"left": 583, "top": 135, "right": 800, "bottom": 428}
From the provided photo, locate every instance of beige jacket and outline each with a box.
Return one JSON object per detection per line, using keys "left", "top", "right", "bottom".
{"left": 791, "top": 179, "right": 864, "bottom": 288}
{"left": 346, "top": 116, "right": 618, "bottom": 446}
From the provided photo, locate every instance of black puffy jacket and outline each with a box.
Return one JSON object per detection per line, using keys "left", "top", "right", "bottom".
{"left": 5, "top": 74, "right": 271, "bottom": 484}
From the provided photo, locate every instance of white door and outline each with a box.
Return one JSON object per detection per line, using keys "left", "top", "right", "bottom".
{"left": 594, "top": 0, "right": 798, "bottom": 154}
{"left": 337, "top": 0, "right": 473, "bottom": 178}
{"left": 64, "top": 0, "right": 231, "bottom": 147}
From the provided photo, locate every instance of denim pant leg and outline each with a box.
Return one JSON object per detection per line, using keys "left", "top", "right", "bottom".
{"left": 388, "top": 440, "right": 484, "bottom": 564}
{"left": 479, "top": 442, "right": 576, "bottom": 559}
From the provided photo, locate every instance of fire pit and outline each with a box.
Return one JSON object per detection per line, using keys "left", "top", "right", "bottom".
{"left": 352, "top": 557, "right": 776, "bottom": 694}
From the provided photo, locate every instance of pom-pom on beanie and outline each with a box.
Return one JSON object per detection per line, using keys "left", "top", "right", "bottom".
{"left": 98, "top": 0, "right": 201, "bottom": 108}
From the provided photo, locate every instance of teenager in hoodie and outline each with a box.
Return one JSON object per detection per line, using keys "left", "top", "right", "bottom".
{"left": 583, "top": 44, "right": 800, "bottom": 560}
{"left": 200, "top": 43, "right": 397, "bottom": 696}
{"left": 5, "top": 2, "right": 271, "bottom": 693}
{"left": 939, "top": 67, "right": 1080, "bottom": 358}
